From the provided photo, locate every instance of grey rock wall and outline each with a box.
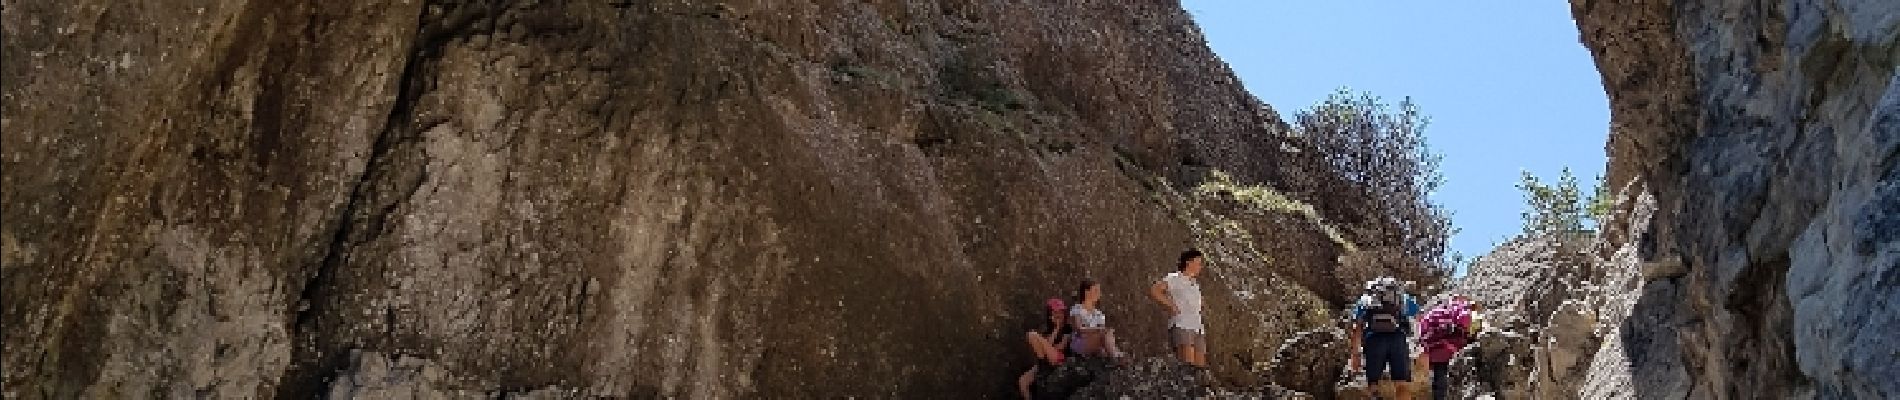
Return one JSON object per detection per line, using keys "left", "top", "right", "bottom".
{"left": 1569, "top": 0, "right": 1898, "bottom": 398}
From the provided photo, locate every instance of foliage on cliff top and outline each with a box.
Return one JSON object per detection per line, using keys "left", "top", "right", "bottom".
{"left": 1292, "top": 88, "right": 1455, "bottom": 289}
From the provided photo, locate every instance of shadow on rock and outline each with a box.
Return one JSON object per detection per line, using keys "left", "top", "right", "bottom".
{"left": 1037, "top": 357, "right": 1315, "bottom": 399}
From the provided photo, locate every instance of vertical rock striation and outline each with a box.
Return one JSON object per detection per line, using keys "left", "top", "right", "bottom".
{"left": 1567, "top": 0, "right": 1898, "bottom": 398}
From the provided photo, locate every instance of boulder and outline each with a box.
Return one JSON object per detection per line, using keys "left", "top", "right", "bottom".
{"left": 1265, "top": 328, "right": 1348, "bottom": 398}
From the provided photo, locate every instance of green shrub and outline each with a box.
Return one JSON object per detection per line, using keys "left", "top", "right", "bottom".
{"left": 1515, "top": 167, "right": 1605, "bottom": 237}
{"left": 1291, "top": 88, "right": 1454, "bottom": 285}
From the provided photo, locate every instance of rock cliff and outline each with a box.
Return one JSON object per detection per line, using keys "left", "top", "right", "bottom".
{"left": 1575, "top": 0, "right": 1897, "bottom": 398}
{"left": 1449, "top": 1, "right": 1898, "bottom": 399}
{"left": 25, "top": 0, "right": 1884, "bottom": 398}
{"left": 2, "top": 1, "right": 1365, "bottom": 398}
{"left": 1446, "top": 186, "right": 1654, "bottom": 400}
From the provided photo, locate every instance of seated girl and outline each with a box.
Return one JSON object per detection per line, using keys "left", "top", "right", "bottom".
{"left": 1069, "top": 279, "right": 1127, "bottom": 364}
{"left": 1019, "top": 298, "right": 1073, "bottom": 399}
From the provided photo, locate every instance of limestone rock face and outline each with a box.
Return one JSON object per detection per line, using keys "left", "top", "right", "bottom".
{"left": 1158, "top": 178, "right": 1343, "bottom": 390}
{"left": 1449, "top": 331, "right": 1537, "bottom": 400}
{"left": 1570, "top": 0, "right": 1899, "bottom": 398}
{"left": 1264, "top": 328, "right": 1347, "bottom": 398}
{"left": 1, "top": 1, "right": 1342, "bottom": 398}
{"left": 323, "top": 350, "right": 582, "bottom": 400}
{"left": 1446, "top": 233, "right": 1594, "bottom": 400}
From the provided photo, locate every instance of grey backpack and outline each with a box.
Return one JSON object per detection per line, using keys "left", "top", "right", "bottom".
{"left": 1363, "top": 285, "right": 1406, "bottom": 334}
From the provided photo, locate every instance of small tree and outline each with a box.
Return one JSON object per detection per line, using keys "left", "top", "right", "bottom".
{"left": 1294, "top": 88, "right": 1455, "bottom": 288}
{"left": 1586, "top": 174, "right": 1615, "bottom": 224}
{"left": 1515, "top": 166, "right": 1616, "bottom": 273}
{"left": 1516, "top": 167, "right": 1588, "bottom": 236}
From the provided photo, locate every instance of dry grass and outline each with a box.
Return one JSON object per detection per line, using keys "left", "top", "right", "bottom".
{"left": 1195, "top": 170, "right": 1357, "bottom": 252}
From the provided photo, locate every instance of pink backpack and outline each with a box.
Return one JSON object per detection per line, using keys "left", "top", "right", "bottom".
{"left": 1419, "top": 300, "right": 1472, "bottom": 355}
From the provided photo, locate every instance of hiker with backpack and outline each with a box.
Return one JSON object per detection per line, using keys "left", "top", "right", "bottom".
{"left": 1419, "top": 295, "right": 1477, "bottom": 400}
{"left": 1350, "top": 277, "right": 1421, "bottom": 400}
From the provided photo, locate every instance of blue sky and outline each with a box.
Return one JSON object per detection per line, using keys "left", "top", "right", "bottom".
{"left": 1182, "top": 1, "right": 1610, "bottom": 269}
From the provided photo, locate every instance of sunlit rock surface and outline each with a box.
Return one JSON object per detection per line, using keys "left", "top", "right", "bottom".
{"left": 10, "top": 0, "right": 1888, "bottom": 397}
{"left": 2, "top": 1, "right": 1352, "bottom": 397}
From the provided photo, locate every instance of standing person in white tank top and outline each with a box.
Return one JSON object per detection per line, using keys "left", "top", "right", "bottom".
{"left": 1150, "top": 249, "right": 1207, "bottom": 368}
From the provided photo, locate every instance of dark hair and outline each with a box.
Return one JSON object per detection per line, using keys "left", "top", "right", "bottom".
{"left": 1178, "top": 249, "right": 1204, "bottom": 271}
{"left": 1075, "top": 278, "right": 1098, "bottom": 303}
{"left": 1045, "top": 305, "right": 1065, "bottom": 333}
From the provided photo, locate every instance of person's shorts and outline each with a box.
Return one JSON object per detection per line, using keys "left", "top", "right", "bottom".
{"left": 1363, "top": 333, "right": 1411, "bottom": 382}
{"left": 1170, "top": 327, "right": 1207, "bottom": 350}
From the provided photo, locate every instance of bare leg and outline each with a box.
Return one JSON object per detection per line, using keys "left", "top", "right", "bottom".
{"left": 1029, "top": 331, "right": 1067, "bottom": 362}
{"left": 1101, "top": 329, "right": 1128, "bottom": 365}
{"left": 1021, "top": 331, "right": 1054, "bottom": 399}
{"left": 1175, "top": 334, "right": 1203, "bottom": 368}
{"left": 1018, "top": 368, "right": 1036, "bottom": 399}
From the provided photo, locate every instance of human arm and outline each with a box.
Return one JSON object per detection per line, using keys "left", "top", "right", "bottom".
{"left": 1349, "top": 322, "right": 1363, "bottom": 371}
{"left": 1348, "top": 301, "right": 1364, "bottom": 371}
{"left": 1149, "top": 279, "right": 1177, "bottom": 315}
{"left": 1465, "top": 313, "right": 1481, "bottom": 341}
{"left": 1407, "top": 295, "right": 1425, "bottom": 333}
{"left": 1069, "top": 307, "right": 1085, "bottom": 332}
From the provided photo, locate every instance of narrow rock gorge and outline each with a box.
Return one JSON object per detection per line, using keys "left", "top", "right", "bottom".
{"left": 5, "top": 0, "right": 1895, "bottom": 399}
